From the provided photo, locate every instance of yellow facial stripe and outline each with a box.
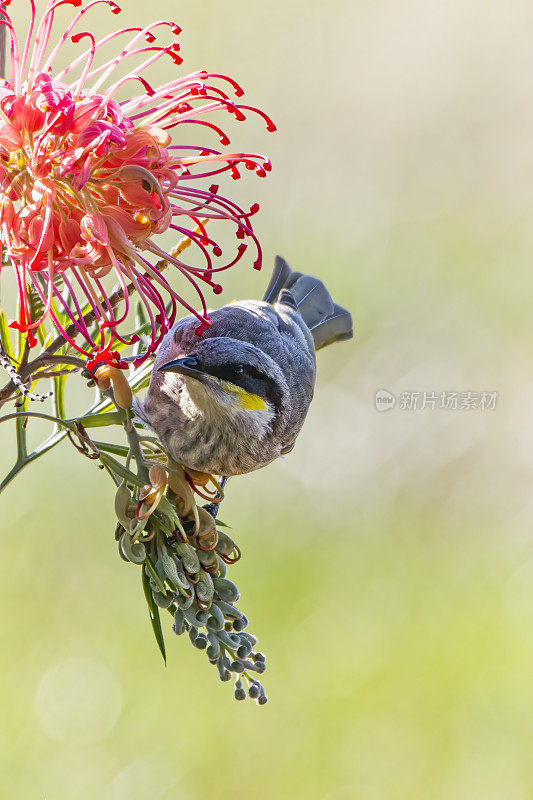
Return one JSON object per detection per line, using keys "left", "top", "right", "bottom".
{"left": 220, "top": 381, "right": 266, "bottom": 411}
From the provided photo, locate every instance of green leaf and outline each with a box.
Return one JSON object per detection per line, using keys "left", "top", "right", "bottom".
{"left": 91, "top": 440, "right": 130, "bottom": 457}
{"left": 98, "top": 453, "right": 145, "bottom": 488}
{"left": 86, "top": 396, "right": 115, "bottom": 415}
{"left": 132, "top": 374, "right": 151, "bottom": 392}
{"left": 135, "top": 300, "right": 148, "bottom": 330}
{"left": 36, "top": 325, "right": 50, "bottom": 348}
{"left": 0, "top": 310, "right": 15, "bottom": 359}
{"left": 78, "top": 411, "right": 125, "bottom": 428}
{"left": 26, "top": 286, "right": 44, "bottom": 324}
{"left": 142, "top": 566, "right": 167, "bottom": 664}
{"left": 144, "top": 553, "right": 168, "bottom": 594}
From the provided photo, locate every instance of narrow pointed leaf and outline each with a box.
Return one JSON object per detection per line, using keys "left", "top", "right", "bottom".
{"left": 0, "top": 310, "right": 14, "bottom": 358}
{"left": 142, "top": 566, "right": 167, "bottom": 664}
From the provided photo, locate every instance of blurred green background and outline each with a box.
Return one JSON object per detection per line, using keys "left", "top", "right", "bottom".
{"left": 2, "top": 0, "right": 533, "bottom": 798}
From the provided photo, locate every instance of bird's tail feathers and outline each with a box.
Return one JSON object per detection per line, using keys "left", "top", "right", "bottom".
{"left": 263, "top": 255, "right": 353, "bottom": 350}
{"left": 262, "top": 255, "right": 293, "bottom": 303}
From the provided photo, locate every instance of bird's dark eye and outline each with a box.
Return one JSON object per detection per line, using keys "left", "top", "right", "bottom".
{"left": 232, "top": 365, "right": 244, "bottom": 377}
{"left": 141, "top": 179, "right": 151, "bottom": 192}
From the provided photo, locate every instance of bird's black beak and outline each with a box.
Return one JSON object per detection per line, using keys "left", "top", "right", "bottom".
{"left": 158, "top": 356, "right": 206, "bottom": 382}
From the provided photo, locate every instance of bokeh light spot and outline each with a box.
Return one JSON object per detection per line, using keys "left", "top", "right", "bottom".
{"left": 34, "top": 657, "right": 123, "bottom": 744}
{"left": 103, "top": 759, "right": 179, "bottom": 800}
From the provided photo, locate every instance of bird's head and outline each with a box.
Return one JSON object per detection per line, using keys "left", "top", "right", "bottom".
{"left": 157, "top": 337, "right": 288, "bottom": 434}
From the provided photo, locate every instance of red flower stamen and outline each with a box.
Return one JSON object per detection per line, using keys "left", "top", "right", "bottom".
{"left": 0, "top": 1, "right": 274, "bottom": 366}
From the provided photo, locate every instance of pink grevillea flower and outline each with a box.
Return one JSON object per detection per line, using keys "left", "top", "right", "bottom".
{"left": 0, "top": 1, "right": 274, "bottom": 369}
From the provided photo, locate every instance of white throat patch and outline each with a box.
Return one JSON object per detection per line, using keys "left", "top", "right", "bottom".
{"left": 163, "top": 374, "right": 275, "bottom": 438}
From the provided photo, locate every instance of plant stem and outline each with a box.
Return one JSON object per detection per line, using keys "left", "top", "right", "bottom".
{"left": 0, "top": 355, "right": 85, "bottom": 408}
{"left": 15, "top": 405, "right": 28, "bottom": 462}
{"left": 124, "top": 410, "right": 149, "bottom": 483}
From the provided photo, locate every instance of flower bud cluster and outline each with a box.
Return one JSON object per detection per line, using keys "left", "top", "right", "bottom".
{"left": 115, "top": 464, "right": 267, "bottom": 704}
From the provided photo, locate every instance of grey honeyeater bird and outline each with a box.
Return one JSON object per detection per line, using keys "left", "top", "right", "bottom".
{"left": 134, "top": 256, "right": 353, "bottom": 476}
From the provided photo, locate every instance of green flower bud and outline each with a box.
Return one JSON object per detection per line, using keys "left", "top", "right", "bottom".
{"left": 239, "top": 631, "right": 258, "bottom": 646}
{"left": 232, "top": 615, "right": 248, "bottom": 631}
{"left": 175, "top": 589, "right": 195, "bottom": 610}
{"left": 172, "top": 609, "right": 186, "bottom": 636}
{"left": 193, "top": 607, "right": 209, "bottom": 626}
{"left": 206, "top": 603, "right": 225, "bottom": 631}
{"left": 183, "top": 609, "right": 208, "bottom": 629}
{"left": 216, "top": 657, "right": 231, "bottom": 682}
{"left": 158, "top": 548, "right": 186, "bottom": 588}
{"left": 248, "top": 683, "right": 260, "bottom": 699}
{"left": 174, "top": 542, "right": 200, "bottom": 574}
{"left": 119, "top": 532, "right": 146, "bottom": 564}
{"left": 198, "top": 549, "right": 218, "bottom": 569}
{"left": 206, "top": 631, "right": 221, "bottom": 661}
{"left": 114, "top": 484, "right": 133, "bottom": 527}
{"left": 217, "top": 630, "right": 241, "bottom": 650}
{"left": 215, "top": 554, "right": 227, "bottom": 578}
{"left": 152, "top": 589, "right": 174, "bottom": 608}
{"left": 117, "top": 538, "right": 129, "bottom": 563}
{"left": 196, "top": 569, "right": 214, "bottom": 605}
{"left": 215, "top": 532, "right": 238, "bottom": 557}
{"left": 212, "top": 578, "right": 240, "bottom": 603}
{"left": 234, "top": 680, "right": 246, "bottom": 701}
{"left": 237, "top": 641, "right": 252, "bottom": 658}
{"left": 193, "top": 633, "right": 207, "bottom": 650}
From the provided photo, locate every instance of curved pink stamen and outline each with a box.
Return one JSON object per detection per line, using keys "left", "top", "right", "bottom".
{"left": 90, "top": 20, "right": 180, "bottom": 93}
{"left": 41, "top": 0, "right": 118, "bottom": 77}
{"left": 0, "top": 16, "right": 20, "bottom": 94}
{"left": 19, "top": 0, "right": 36, "bottom": 79}
{"left": 0, "top": 1, "right": 273, "bottom": 364}
{"left": 71, "top": 31, "right": 96, "bottom": 101}
{"left": 29, "top": 1, "right": 85, "bottom": 87}
{"left": 54, "top": 26, "right": 145, "bottom": 80}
